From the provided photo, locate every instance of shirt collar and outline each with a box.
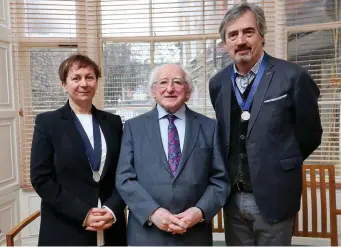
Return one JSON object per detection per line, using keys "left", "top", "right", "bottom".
{"left": 233, "top": 52, "right": 264, "bottom": 76}
{"left": 157, "top": 104, "right": 186, "bottom": 120}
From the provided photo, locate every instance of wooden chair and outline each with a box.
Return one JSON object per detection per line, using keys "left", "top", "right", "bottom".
{"left": 212, "top": 209, "right": 224, "bottom": 233}
{"left": 6, "top": 210, "right": 40, "bottom": 246}
{"left": 294, "top": 164, "right": 341, "bottom": 246}
{"left": 212, "top": 164, "right": 341, "bottom": 246}
{"left": 5, "top": 165, "right": 341, "bottom": 246}
{"left": 6, "top": 208, "right": 129, "bottom": 246}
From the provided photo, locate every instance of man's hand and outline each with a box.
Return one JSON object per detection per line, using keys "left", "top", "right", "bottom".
{"left": 84, "top": 208, "right": 114, "bottom": 231}
{"left": 174, "top": 207, "right": 203, "bottom": 229}
{"left": 150, "top": 208, "right": 188, "bottom": 234}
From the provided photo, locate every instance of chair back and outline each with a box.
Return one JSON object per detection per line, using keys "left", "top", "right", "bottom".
{"left": 294, "top": 164, "right": 338, "bottom": 246}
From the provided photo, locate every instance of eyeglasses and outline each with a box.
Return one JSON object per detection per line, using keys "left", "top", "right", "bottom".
{"left": 154, "top": 78, "right": 187, "bottom": 89}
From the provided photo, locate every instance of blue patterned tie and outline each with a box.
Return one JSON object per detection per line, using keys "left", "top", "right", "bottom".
{"left": 167, "top": 114, "right": 181, "bottom": 175}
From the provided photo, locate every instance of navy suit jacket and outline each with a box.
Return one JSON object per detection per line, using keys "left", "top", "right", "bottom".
{"left": 209, "top": 53, "right": 322, "bottom": 222}
{"left": 30, "top": 102, "right": 127, "bottom": 246}
{"left": 116, "top": 106, "right": 229, "bottom": 245}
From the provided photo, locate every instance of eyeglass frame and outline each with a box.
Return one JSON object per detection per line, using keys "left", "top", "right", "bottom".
{"left": 153, "top": 78, "right": 188, "bottom": 89}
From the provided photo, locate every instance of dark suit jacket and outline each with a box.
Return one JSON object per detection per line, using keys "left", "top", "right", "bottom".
{"left": 30, "top": 102, "right": 127, "bottom": 246}
{"left": 209, "top": 53, "right": 322, "bottom": 222}
{"left": 115, "top": 106, "right": 229, "bottom": 246}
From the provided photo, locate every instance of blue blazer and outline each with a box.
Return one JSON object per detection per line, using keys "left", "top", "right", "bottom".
{"left": 209, "top": 53, "right": 323, "bottom": 222}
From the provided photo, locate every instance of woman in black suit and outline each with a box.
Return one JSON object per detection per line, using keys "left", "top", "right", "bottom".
{"left": 30, "top": 54, "right": 127, "bottom": 246}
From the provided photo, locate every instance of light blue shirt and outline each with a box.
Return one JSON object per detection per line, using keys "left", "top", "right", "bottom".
{"left": 157, "top": 104, "right": 186, "bottom": 159}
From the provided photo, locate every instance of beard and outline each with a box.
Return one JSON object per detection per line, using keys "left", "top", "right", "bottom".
{"left": 234, "top": 49, "right": 252, "bottom": 63}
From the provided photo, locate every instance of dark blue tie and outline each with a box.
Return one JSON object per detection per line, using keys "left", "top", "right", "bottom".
{"left": 72, "top": 111, "right": 102, "bottom": 172}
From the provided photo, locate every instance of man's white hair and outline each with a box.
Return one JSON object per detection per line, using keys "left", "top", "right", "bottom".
{"left": 148, "top": 64, "right": 194, "bottom": 95}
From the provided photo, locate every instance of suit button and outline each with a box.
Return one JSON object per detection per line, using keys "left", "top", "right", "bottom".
{"left": 240, "top": 153, "right": 245, "bottom": 159}
{"left": 173, "top": 184, "right": 178, "bottom": 188}
{"left": 240, "top": 135, "right": 245, "bottom": 140}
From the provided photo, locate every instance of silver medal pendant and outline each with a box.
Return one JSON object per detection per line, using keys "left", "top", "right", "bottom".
{"left": 241, "top": 111, "right": 251, "bottom": 121}
{"left": 93, "top": 172, "right": 100, "bottom": 182}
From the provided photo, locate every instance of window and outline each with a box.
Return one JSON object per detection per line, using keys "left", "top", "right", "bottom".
{"left": 285, "top": 0, "right": 341, "bottom": 171}
{"left": 12, "top": 0, "right": 338, "bottom": 187}
{"left": 30, "top": 48, "right": 75, "bottom": 110}
{"left": 11, "top": 0, "right": 83, "bottom": 187}
{"left": 285, "top": 0, "right": 340, "bottom": 27}
{"left": 12, "top": 0, "right": 235, "bottom": 187}
{"left": 23, "top": 0, "right": 77, "bottom": 37}
{"left": 103, "top": 42, "right": 151, "bottom": 121}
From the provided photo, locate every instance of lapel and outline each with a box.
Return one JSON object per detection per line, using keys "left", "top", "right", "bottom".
{"left": 59, "top": 101, "right": 94, "bottom": 176}
{"left": 144, "top": 107, "right": 173, "bottom": 175}
{"left": 93, "top": 107, "right": 114, "bottom": 180}
{"left": 59, "top": 101, "right": 113, "bottom": 181}
{"left": 173, "top": 106, "right": 200, "bottom": 180}
{"left": 247, "top": 53, "right": 275, "bottom": 137}
{"left": 222, "top": 66, "right": 232, "bottom": 146}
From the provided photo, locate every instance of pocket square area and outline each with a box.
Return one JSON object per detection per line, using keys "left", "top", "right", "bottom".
{"left": 264, "top": 94, "right": 287, "bottom": 103}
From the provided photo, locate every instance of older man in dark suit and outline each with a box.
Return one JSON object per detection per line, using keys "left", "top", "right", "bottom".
{"left": 209, "top": 3, "right": 322, "bottom": 246}
{"left": 116, "top": 63, "right": 229, "bottom": 246}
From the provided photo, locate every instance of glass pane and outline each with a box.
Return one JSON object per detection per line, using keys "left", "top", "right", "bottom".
{"left": 101, "top": 0, "right": 150, "bottom": 37}
{"left": 154, "top": 42, "right": 182, "bottom": 66}
{"left": 314, "top": 103, "right": 341, "bottom": 165}
{"left": 204, "top": 0, "right": 228, "bottom": 34}
{"left": 30, "top": 48, "right": 77, "bottom": 114}
{"left": 287, "top": 29, "right": 341, "bottom": 97}
{"left": 205, "top": 39, "right": 232, "bottom": 118}
{"left": 287, "top": 28, "right": 341, "bottom": 165}
{"left": 152, "top": 0, "right": 203, "bottom": 36}
{"left": 154, "top": 41, "right": 213, "bottom": 116}
{"left": 285, "top": 0, "right": 341, "bottom": 27}
{"left": 206, "top": 39, "right": 232, "bottom": 73}
{"left": 101, "top": 0, "right": 228, "bottom": 37}
{"left": 103, "top": 42, "right": 151, "bottom": 121}
{"left": 24, "top": 0, "right": 77, "bottom": 38}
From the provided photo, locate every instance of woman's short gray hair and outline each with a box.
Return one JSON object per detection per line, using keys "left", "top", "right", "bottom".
{"left": 219, "top": 3, "right": 267, "bottom": 45}
{"left": 148, "top": 64, "right": 194, "bottom": 93}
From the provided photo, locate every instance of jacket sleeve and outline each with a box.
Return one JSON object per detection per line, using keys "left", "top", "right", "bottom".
{"left": 103, "top": 115, "right": 126, "bottom": 217}
{"left": 293, "top": 68, "right": 323, "bottom": 160}
{"left": 195, "top": 121, "right": 230, "bottom": 222}
{"left": 209, "top": 70, "right": 225, "bottom": 111}
{"left": 30, "top": 114, "right": 91, "bottom": 223}
{"left": 209, "top": 77, "right": 218, "bottom": 110}
{"left": 115, "top": 120, "right": 160, "bottom": 226}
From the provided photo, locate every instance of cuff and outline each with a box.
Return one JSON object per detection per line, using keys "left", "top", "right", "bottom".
{"left": 147, "top": 216, "right": 153, "bottom": 226}
{"left": 196, "top": 206, "right": 205, "bottom": 223}
{"left": 147, "top": 206, "right": 160, "bottom": 226}
{"left": 103, "top": 206, "right": 117, "bottom": 224}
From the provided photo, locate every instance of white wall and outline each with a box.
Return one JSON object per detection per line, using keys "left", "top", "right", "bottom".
{"left": 17, "top": 190, "right": 40, "bottom": 246}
